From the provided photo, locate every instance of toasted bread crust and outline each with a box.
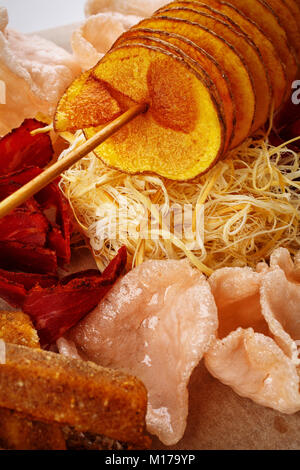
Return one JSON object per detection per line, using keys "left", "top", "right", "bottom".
{"left": 0, "top": 408, "right": 66, "bottom": 450}
{"left": 0, "top": 343, "right": 150, "bottom": 448}
{"left": 0, "top": 312, "right": 40, "bottom": 349}
{"left": 0, "top": 311, "right": 66, "bottom": 450}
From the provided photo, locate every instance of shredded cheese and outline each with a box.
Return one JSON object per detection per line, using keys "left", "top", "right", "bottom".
{"left": 59, "top": 129, "right": 300, "bottom": 274}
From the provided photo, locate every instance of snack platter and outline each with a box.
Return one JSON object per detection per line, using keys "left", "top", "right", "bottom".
{"left": 0, "top": 0, "right": 299, "bottom": 451}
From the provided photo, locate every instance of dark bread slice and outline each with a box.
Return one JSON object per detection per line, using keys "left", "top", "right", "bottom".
{"left": 0, "top": 408, "right": 66, "bottom": 450}
{"left": 0, "top": 311, "right": 66, "bottom": 450}
{"left": 0, "top": 342, "right": 150, "bottom": 449}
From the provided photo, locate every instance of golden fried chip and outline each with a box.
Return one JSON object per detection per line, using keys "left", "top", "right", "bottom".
{"left": 221, "top": 0, "right": 297, "bottom": 92}
{"left": 155, "top": 6, "right": 271, "bottom": 132}
{"left": 55, "top": 71, "right": 123, "bottom": 132}
{"left": 178, "top": 0, "right": 287, "bottom": 109}
{"left": 264, "top": 0, "right": 300, "bottom": 55}
{"left": 114, "top": 31, "right": 234, "bottom": 151}
{"left": 58, "top": 44, "right": 225, "bottom": 180}
{"left": 130, "top": 16, "right": 255, "bottom": 148}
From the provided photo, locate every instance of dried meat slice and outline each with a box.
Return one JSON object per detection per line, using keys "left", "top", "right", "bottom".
{"left": 59, "top": 259, "right": 218, "bottom": 445}
{"left": 205, "top": 328, "right": 300, "bottom": 414}
{"left": 0, "top": 166, "right": 73, "bottom": 266}
{"left": 0, "top": 270, "right": 57, "bottom": 291}
{"left": 0, "top": 208, "right": 49, "bottom": 246}
{"left": 36, "top": 182, "right": 73, "bottom": 265}
{"left": 0, "top": 241, "right": 57, "bottom": 275}
{"left": 0, "top": 119, "right": 53, "bottom": 175}
{"left": 0, "top": 277, "right": 26, "bottom": 309}
{"left": 23, "top": 247, "right": 127, "bottom": 347}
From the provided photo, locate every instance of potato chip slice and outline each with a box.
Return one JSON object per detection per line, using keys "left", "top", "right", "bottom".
{"left": 81, "top": 44, "right": 226, "bottom": 180}
{"left": 130, "top": 16, "right": 255, "bottom": 148}
{"left": 221, "top": 0, "right": 297, "bottom": 92}
{"left": 155, "top": 7, "right": 271, "bottom": 132}
{"left": 264, "top": 0, "right": 300, "bottom": 55}
{"left": 54, "top": 71, "right": 124, "bottom": 132}
{"left": 114, "top": 30, "right": 235, "bottom": 151}
{"left": 205, "top": 328, "right": 300, "bottom": 414}
{"left": 284, "top": 0, "right": 300, "bottom": 31}
{"left": 178, "top": 0, "right": 287, "bottom": 109}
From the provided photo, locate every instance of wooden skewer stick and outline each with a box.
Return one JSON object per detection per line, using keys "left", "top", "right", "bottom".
{"left": 0, "top": 103, "right": 148, "bottom": 219}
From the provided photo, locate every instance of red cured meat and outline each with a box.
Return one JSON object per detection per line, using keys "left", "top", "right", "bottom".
{"left": 0, "top": 209, "right": 49, "bottom": 246}
{"left": 0, "top": 241, "right": 57, "bottom": 275}
{"left": 23, "top": 247, "right": 127, "bottom": 347}
{"left": 0, "top": 119, "right": 53, "bottom": 175}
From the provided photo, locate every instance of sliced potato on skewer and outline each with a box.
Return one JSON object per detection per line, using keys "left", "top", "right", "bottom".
{"left": 114, "top": 29, "right": 235, "bottom": 151}
{"left": 264, "top": 0, "right": 300, "bottom": 56}
{"left": 112, "top": 35, "right": 232, "bottom": 151}
{"left": 130, "top": 16, "right": 255, "bottom": 148}
{"left": 155, "top": 7, "right": 271, "bottom": 132}
{"left": 72, "top": 44, "right": 226, "bottom": 180}
{"left": 164, "top": 0, "right": 287, "bottom": 109}
{"left": 221, "top": 0, "right": 297, "bottom": 91}
{"left": 284, "top": 0, "right": 300, "bottom": 29}
{"left": 54, "top": 71, "right": 123, "bottom": 132}
{"left": 187, "top": 0, "right": 287, "bottom": 109}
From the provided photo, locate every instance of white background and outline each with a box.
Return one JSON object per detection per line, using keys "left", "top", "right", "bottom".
{"left": 1, "top": 0, "right": 86, "bottom": 33}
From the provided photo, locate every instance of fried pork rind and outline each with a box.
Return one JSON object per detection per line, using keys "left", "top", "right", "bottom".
{"left": 205, "top": 249, "right": 300, "bottom": 414}
{"left": 72, "top": 12, "right": 141, "bottom": 70}
{"left": 84, "top": 0, "right": 166, "bottom": 17}
{"left": 260, "top": 267, "right": 300, "bottom": 366}
{"left": 205, "top": 328, "right": 300, "bottom": 414}
{"left": 0, "top": 8, "right": 80, "bottom": 135}
{"left": 59, "top": 259, "right": 218, "bottom": 445}
{"left": 208, "top": 267, "right": 269, "bottom": 339}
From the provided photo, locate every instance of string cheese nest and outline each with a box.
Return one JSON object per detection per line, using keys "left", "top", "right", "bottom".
{"left": 59, "top": 130, "right": 300, "bottom": 274}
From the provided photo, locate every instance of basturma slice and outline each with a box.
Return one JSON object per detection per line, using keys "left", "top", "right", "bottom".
{"left": 23, "top": 246, "right": 127, "bottom": 347}
{"left": 0, "top": 241, "right": 57, "bottom": 275}
{"left": 55, "top": 44, "right": 225, "bottom": 181}
{"left": 0, "top": 119, "right": 53, "bottom": 175}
